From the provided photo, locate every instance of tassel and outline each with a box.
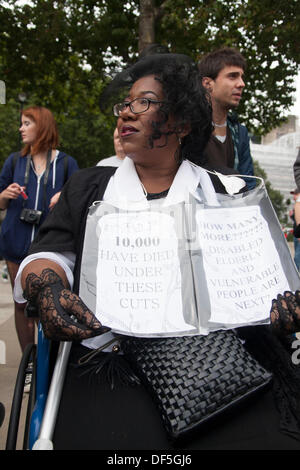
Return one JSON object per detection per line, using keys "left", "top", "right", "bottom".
{"left": 73, "top": 338, "right": 140, "bottom": 390}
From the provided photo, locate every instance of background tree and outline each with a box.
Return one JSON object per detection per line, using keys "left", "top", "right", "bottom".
{"left": 1, "top": 0, "right": 300, "bottom": 220}
{"left": 1, "top": 0, "right": 300, "bottom": 134}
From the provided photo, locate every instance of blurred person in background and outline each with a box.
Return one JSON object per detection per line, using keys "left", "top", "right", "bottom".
{"left": 0, "top": 106, "right": 78, "bottom": 358}
{"left": 198, "top": 47, "right": 255, "bottom": 190}
{"left": 97, "top": 127, "right": 125, "bottom": 167}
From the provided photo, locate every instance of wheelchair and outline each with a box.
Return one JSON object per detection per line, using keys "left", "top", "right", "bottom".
{"left": 6, "top": 314, "right": 300, "bottom": 450}
{"left": 5, "top": 323, "right": 71, "bottom": 450}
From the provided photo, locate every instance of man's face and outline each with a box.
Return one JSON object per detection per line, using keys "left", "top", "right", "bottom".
{"left": 204, "top": 65, "right": 245, "bottom": 111}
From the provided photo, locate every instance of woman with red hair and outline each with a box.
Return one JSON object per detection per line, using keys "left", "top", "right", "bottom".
{"left": 0, "top": 106, "right": 78, "bottom": 363}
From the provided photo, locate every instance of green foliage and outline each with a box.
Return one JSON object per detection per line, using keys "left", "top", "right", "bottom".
{"left": 0, "top": 98, "right": 21, "bottom": 169}
{"left": 58, "top": 105, "right": 116, "bottom": 169}
{"left": 156, "top": 0, "right": 300, "bottom": 134}
{"left": 1, "top": 0, "right": 300, "bottom": 170}
{"left": 1, "top": 0, "right": 300, "bottom": 132}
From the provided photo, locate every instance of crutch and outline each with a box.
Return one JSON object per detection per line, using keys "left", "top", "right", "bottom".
{"left": 31, "top": 341, "right": 71, "bottom": 450}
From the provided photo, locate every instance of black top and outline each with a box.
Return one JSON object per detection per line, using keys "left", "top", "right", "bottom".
{"left": 203, "top": 128, "right": 235, "bottom": 169}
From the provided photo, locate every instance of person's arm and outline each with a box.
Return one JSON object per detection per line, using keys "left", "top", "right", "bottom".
{"left": 48, "top": 191, "right": 61, "bottom": 210}
{"left": 18, "top": 170, "right": 111, "bottom": 341}
{"left": 0, "top": 183, "right": 25, "bottom": 209}
{"left": 18, "top": 167, "right": 115, "bottom": 341}
{"left": 0, "top": 153, "right": 24, "bottom": 209}
{"left": 21, "top": 258, "right": 110, "bottom": 341}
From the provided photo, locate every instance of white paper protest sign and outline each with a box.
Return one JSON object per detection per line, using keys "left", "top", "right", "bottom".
{"left": 95, "top": 210, "right": 195, "bottom": 335}
{"left": 196, "top": 205, "right": 290, "bottom": 325}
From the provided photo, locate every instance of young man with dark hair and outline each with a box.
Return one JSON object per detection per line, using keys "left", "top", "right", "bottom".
{"left": 198, "top": 48, "right": 255, "bottom": 189}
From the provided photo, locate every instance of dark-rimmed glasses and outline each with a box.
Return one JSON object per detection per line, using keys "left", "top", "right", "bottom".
{"left": 113, "top": 97, "right": 164, "bottom": 117}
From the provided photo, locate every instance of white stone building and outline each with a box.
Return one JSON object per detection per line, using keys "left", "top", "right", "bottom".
{"left": 251, "top": 132, "right": 299, "bottom": 202}
{"left": 250, "top": 116, "right": 300, "bottom": 203}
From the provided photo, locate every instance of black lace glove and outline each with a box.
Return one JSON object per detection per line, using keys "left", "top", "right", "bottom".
{"left": 270, "top": 290, "right": 300, "bottom": 334}
{"left": 23, "top": 268, "right": 110, "bottom": 341}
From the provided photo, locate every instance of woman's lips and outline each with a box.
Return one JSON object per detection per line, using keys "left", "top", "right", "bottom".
{"left": 121, "top": 126, "right": 138, "bottom": 137}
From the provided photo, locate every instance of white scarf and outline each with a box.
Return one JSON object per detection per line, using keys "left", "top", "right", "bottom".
{"left": 103, "top": 157, "right": 222, "bottom": 208}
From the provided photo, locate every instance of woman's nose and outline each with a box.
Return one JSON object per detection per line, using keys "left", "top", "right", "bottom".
{"left": 119, "top": 104, "right": 136, "bottom": 120}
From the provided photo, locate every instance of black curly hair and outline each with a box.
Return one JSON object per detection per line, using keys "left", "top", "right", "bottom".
{"left": 100, "top": 53, "right": 213, "bottom": 165}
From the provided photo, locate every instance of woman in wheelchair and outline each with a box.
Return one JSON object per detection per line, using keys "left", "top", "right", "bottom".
{"left": 14, "top": 53, "right": 300, "bottom": 450}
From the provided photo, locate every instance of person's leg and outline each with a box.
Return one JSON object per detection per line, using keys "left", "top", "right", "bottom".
{"left": 6, "top": 260, "right": 35, "bottom": 352}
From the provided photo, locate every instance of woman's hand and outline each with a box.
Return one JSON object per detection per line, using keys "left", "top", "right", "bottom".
{"left": 0, "top": 183, "right": 25, "bottom": 209}
{"left": 38, "top": 282, "right": 110, "bottom": 341}
{"left": 270, "top": 291, "right": 300, "bottom": 334}
{"left": 23, "top": 266, "right": 110, "bottom": 342}
{"left": 49, "top": 191, "right": 61, "bottom": 210}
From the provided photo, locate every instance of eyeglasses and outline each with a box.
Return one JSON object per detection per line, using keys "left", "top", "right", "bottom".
{"left": 113, "top": 97, "right": 164, "bottom": 117}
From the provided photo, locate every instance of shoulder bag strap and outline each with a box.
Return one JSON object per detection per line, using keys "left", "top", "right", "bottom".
{"left": 21, "top": 155, "right": 32, "bottom": 209}
{"left": 63, "top": 155, "right": 69, "bottom": 184}
{"left": 23, "top": 150, "right": 52, "bottom": 210}
{"left": 11, "top": 152, "right": 21, "bottom": 175}
{"left": 227, "top": 120, "right": 240, "bottom": 170}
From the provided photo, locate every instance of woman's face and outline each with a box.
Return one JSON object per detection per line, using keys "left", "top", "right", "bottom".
{"left": 19, "top": 115, "right": 37, "bottom": 146}
{"left": 117, "top": 75, "right": 179, "bottom": 166}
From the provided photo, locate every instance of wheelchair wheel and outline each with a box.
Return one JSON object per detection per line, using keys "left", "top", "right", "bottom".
{"left": 23, "top": 348, "right": 37, "bottom": 450}
{"left": 5, "top": 343, "right": 36, "bottom": 450}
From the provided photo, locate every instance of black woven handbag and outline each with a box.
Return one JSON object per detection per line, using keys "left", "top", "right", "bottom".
{"left": 122, "top": 329, "right": 272, "bottom": 441}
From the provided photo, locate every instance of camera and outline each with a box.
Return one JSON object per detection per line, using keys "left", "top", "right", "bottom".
{"left": 20, "top": 208, "right": 42, "bottom": 225}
